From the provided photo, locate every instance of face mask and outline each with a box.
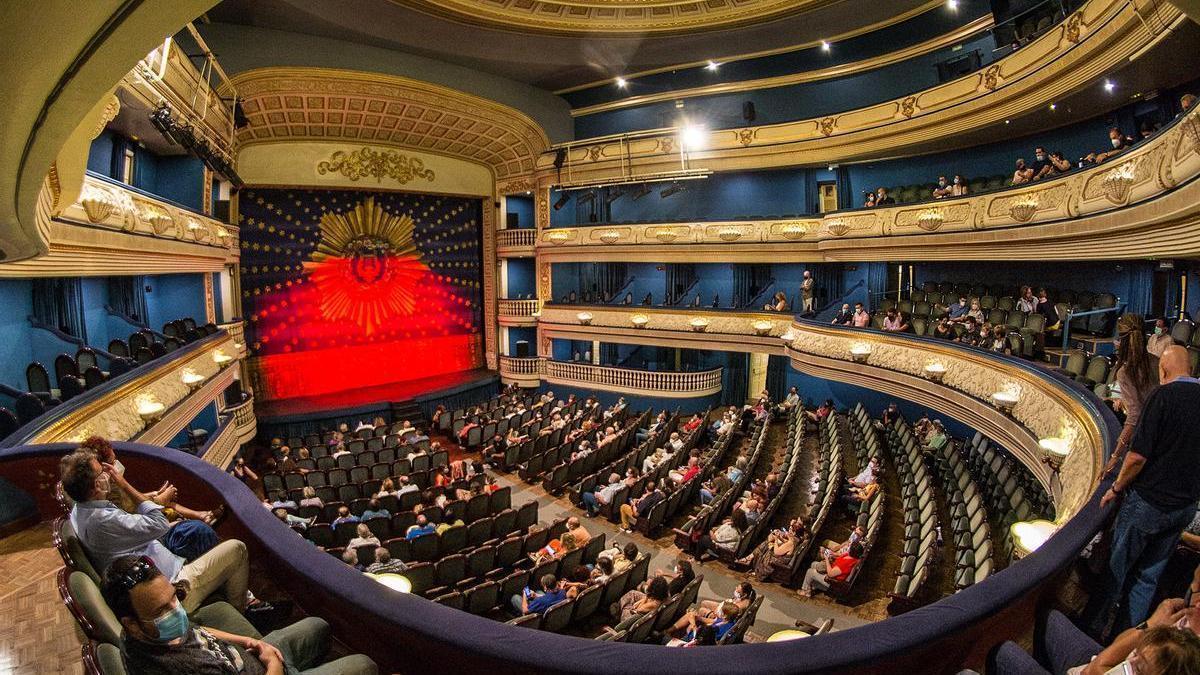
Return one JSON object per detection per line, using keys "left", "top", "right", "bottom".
{"left": 953, "top": 177, "right": 960, "bottom": 185}
{"left": 148, "top": 602, "right": 189, "bottom": 643}
{"left": 96, "top": 473, "right": 112, "bottom": 495}
{"left": 1154, "top": 327, "right": 1163, "bottom": 335}
{"left": 1036, "top": 153, "right": 1046, "bottom": 161}
{"left": 1111, "top": 138, "right": 1122, "bottom": 148}
{"left": 938, "top": 180, "right": 946, "bottom": 187}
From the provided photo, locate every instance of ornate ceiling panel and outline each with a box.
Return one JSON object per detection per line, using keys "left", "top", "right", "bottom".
{"left": 230, "top": 68, "right": 550, "bottom": 179}
{"left": 391, "top": 0, "right": 839, "bottom": 35}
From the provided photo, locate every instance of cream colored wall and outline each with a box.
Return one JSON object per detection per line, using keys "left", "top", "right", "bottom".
{"left": 236, "top": 142, "right": 493, "bottom": 196}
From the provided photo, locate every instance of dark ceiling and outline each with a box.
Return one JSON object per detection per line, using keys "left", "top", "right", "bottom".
{"left": 203, "top": 0, "right": 937, "bottom": 91}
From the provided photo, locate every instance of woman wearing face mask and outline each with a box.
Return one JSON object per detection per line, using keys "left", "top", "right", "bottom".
{"left": 1103, "top": 314, "right": 1159, "bottom": 478}
{"left": 950, "top": 174, "right": 969, "bottom": 196}
{"left": 102, "top": 555, "right": 378, "bottom": 675}
{"left": 1147, "top": 317, "right": 1174, "bottom": 357}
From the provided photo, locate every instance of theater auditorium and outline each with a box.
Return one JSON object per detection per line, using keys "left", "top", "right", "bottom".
{"left": 1, "top": 0, "right": 1199, "bottom": 672}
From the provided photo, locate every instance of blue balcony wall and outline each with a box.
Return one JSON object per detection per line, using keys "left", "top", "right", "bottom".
{"left": 505, "top": 327, "right": 536, "bottom": 356}
{"left": 87, "top": 131, "right": 206, "bottom": 212}
{"left": 0, "top": 280, "right": 36, "bottom": 391}
{"left": 506, "top": 258, "right": 536, "bottom": 298}
{"left": 145, "top": 274, "right": 207, "bottom": 333}
{"left": 168, "top": 401, "right": 220, "bottom": 453}
{"left": 505, "top": 195, "right": 535, "bottom": 229}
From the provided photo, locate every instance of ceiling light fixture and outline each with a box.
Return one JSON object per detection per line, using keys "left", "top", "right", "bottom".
{"left": 1103, "top": 79, "right": 1115, "bottom": 93}
{"left": 706, "top": 60, "right": 720, "bottom": 71}
{"left": 680, "top": 124, "right": 707, "bottom": 151}
{"left": 947, "top": 0, "right": 958, "bottom": 10}
{"left": 616, "top": 77, "right": 627, "bottom": 88}
{"left": 1049, "top": 103, "right": 1057, "bottom": 111}
{"left": 821, "top": 41, "right": 831, "bottom": 52}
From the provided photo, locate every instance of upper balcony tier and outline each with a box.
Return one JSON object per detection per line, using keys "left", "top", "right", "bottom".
{"left": 536, "top": 103, "right": 1200, "bottom": 263}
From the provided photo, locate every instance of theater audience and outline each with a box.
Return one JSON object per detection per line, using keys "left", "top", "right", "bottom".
{"left": 1147, "top": 317, "right": 1173, "bottom": 357}
{"left": 620, "top": 481, "right": 665, "bottom": 533}
{"left": 1084, "top": 127, "right": 1136, "bottom": 165}
{"left": 332, "top": 506, "right": 359, "bottom": 528}
{"left": 882, "top": 307, "right": 909, "bottom": 332}
{"left": 62, "top": 449, "right": 251, "bottom": 613}
{"left": 800, "top": 541, "right": 863, "bottom": 597}
{"left": 1012, "top": 158, "right": 1035, "bottom": 184}
{"left": 347, "top": 523, "right": 381, "bottom": 551}
{"left": 582, "top": 472, "right": 623, "bottom": 516}
{"left": 613, "top": 575, "right": 669, "bottom": 624}
{"left": 512, "top": 574, "right": 567, "bottom": 616}
{"left": 101, "top": 556, "right": 377, "bottom": 675}
{"left": 743, "top": 519, "right": 808, "bottom": 579}
{"left": 832, "top": 303, "right": 853, "bottom": 325}
{"left": 405, "top": 515, "right": 436, "bottom": 540}
{"left": 1086, "top": 346, "right": 1200, "bottom": 638}
{"left": 365, "top": 547, "right": 408, "bottom": 574}
{"left": 360, "top": 499, "right": 390, "bottom": 521}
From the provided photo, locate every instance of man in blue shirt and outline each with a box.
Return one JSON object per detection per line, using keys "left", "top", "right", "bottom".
{"left": 947, "top": 295, "right": 969, "bottom": 320}
{"left": 511, "top": 574, "right": 566, "bottom": 616}
{"left": 62, "top": 450, "right": 250, "bottom": 613}
{"left": 405, "top": 515, "right": 436, "bottom": 540}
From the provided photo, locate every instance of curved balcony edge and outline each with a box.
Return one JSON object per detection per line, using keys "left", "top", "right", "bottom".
{"left": 0, "top": 438, "right": 1114, "bottom": 674}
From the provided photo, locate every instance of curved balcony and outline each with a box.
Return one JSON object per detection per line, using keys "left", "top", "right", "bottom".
{"left": 537, "top": 0, "right": 1180, "bottom": 177}
{"left": 537, "top": 303, "right": 794, "bottom": 353}
{"left": 784, "top": 317, "right": 1112, "bottom": 520}
{"left": 497, "top": 298, "right": 540, "bottom": 327}
{"left": 496, "top": 228, "right": 536, "bottom": 256}
{"left": 537, "top": 104, "right": 1200, "bottom": 262}
{"left": 497, "top": 355, "right": 544, "bottom": 388}
{"left": 499, "top": 355, "right": 723, "bottom": 397}
{"left": 226, "top": 392, "right": 258, "bottom": 447}
{"left": 0, "top": 331, "right": 248, "bottom": 468}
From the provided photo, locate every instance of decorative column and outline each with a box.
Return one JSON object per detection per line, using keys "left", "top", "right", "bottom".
{"left": 535, "top": 183, "right": 552, "bottom": 358}
{"left": 482, "top": 194, "right": 499, "bottom": 371}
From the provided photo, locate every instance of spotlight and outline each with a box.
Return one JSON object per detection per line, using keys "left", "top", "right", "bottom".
{"left": 605, "top": 187, "right": 624, "bottom": 204}
{"left": 947, "top": 0, "right": 958, "bottom": 10}
{"left": 1103, "top": 80, "right": 1115, "bottom": 93}
{"left": 680, "top": 124, "right": 707, "bottom": 150}
{"left": 632, "top": 184, "right": 653, "bottom": 201}
{"left": 1049, "top": 103, "right": 1057, "bottom": 111}
{"left": 660, "top": 183, "right": 684, "bottom": 198}
{"left": 821, "top": 41, "right": 831, "bottom": 52}
{"left": 706, "top": 60, "right": 720, "bottom": 71}
{"left": 553, "top": 193, "right": 570, "bottom": 210}
{"left": 616, "top": 77, "right": 628, "bottom": 88}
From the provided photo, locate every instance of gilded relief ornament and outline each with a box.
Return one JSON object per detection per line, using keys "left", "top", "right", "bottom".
{"left": 819, "top": 117, "right": 836, "bottom": 137}
{"left": 316, "top": 147, "right": 436, "bottom": 184}
{"left": 982, "top": 65, "right": 1001, "bottom": 91}
{"left": 900, "top": 96, "right": 917, "bottom": 118}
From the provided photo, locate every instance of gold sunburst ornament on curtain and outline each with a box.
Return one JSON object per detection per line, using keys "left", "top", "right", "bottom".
{"left": 304, "top": 197, "right": 429, "bottom": 335}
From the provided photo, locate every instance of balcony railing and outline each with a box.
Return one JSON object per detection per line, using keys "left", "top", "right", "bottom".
{"left": 545, "top": 360, "right": 722, "bottom": 397}
{"left": 201, "top": 417, "right": 242, "bottom": 470}
{"left": 218, "top": 319, "right": 246, "bottom": 345}
{"left": 499, "top": 356, "right": 545, "bottom": 375}
{"left": 498, "top": 299, "right": 540, "bottom": 318}
{"left": 497, "top": 229, "right": 536, "bottom": 249}
{"left": 226, "top": 393, "right": 258, "bottom": 447}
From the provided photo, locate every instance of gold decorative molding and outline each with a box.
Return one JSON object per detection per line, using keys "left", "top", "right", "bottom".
{"left": 396, "top": 0, "right": 841, "bottom": 36}
{"left": 534, "top": 104, "right": 1200, "bottom": 262}
{"left": 542, "top": 0, "right": 1177, "bottom": 177}
{"left": 316, "top": 147, "right": 436, "bottom": 184}
{"left": 784, "top": 321, "right": 1107, "bottom": 520}
{"left": 537, "top": 304, "right": 792, "bottom": 355}
{"left": 229, "top": 67, "right": 550, "bottom": 180}
{"left": 570, "top": 14, "right": 995, "bottom": 116}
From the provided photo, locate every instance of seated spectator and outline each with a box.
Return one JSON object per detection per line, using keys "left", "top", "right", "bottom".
{"left": 1148, "top": 317, "right": 1174, "bottom": 357}
{"left": 675, "top": 582, "right": 755, "bottom": 638}
{"left": 299, "top": 486, "right": 323, "bottom": 509}
{"left": 360, "top": 499, "right": 390, "bottom": 521}
{"left": 395, "top": 475, "right": 418, "bottom": 496}
{"left": 231, "top": 457, "right": 258, "bottom": 487}
{"left": 598, "top": 542, "right": 639, "bottom": 574}
{"left": 698, "top": 509, "right": 748, "bottom": 560}
{"left": 932, "top": 175, "right": 953, "bottom": 199}
{"left": 841, "top": 479, "right": 879, "bottom": 511}
{"left": 591, "top": 556, "right": 616, "bottom": 584}
{"left": 61, "top": 450, "right": 249, "bottom": 614}
{"left": 642, "top": 447, "right": 668, "bottom": 474}
{"left": 800, "top": 541, "right": 864, "bottom": 597}
{"left": 667, "top": 431, "right": 686, "bottom": 453}
{"left": 924, "top": 421, "right": 950, "bottom": 454}
{"left": 332, "top": 506, "right": 359, "bottom": 528}
{"left": 532, "top": 532, "right": 577, "bottom": 564}
{"left": 365, "top": 547, "right": 408, "bottom": 574}
{"left": 1048, "top": 150, "right": 1073, "bottom": 175}
{"left": 330, "top": 443, "right": 350, "bottom": 459}
{"left": 933, "top": 317, "right": 955, "bottom": 339}
{"left": 991, "top": 326, "right": 1010, "bottom": 353}
{"left": 821, "top": 525, "right": 865, "bottom": 558}
{"left": 620, "top": 482, "right": 665, "bottom": 533}
{"left": 849, "top": 457, "right": 879, "bottom": 488}
{"left": 949, "top": 174, "right": 969, "bottom": 196}
{"left": 80, "top": 437, "right": 220, "bottom": 524}
{"left": 965, "top": 299, "right": 985, "bottom": 324}
{"left": 582, "top": 473, "right": 623, "bottom": 516}
{"left": 682, "top": 413, "right": 704, "bottom": 434}
{"left": 883, "top": 308, "right": 910, "bottom": 332}
{"left": 863, "top": 191, "right": 876, "bottom": 208}
{"left": 777, "top": 387, "right": 802, "bottom": 417}
{"left": 742, "top": 499, "right": 763, "bottom": 525}
{"left": 805, "top": 399, "right": 834, "bottom": 425}
{"left": 1030, "top": 146, "right": 1054, "bottom": 180}
{"left": 875, "top": 187, "right": 896, "bottom": 205}
{"left": 743, "top": 519, "right": 808, "bottom": 579}
{"left": 512, "top": 574, "right": 566, "bottom": 616}
{"left": 1084, "top": 127, "right": 1136, "bottom": 164}
{"left": 764, "top": 291, "right": 790, "bottom": 312}
{"left": 1012, "top": 158, "right": 1035, "bottom": 184}
{"left": 271, "top": 506, "right": 313, "bottom": 530}
{"left": 656, "top": 559, "right": 696, "bottom": 596}
{"left": 852, "top": 302, "right": 871, "bottom": 327}
{"left": 566, "top": 516, "right": 591, "bottom": 547}
{"left": 405, "top": 515, "right": 436, "bottom": 540}
{"left": 832, "top": 304, "right": 853, "bottom": 325}
{"left": 699, "top": 472, "right": 733, "bottom": 506}
{"left": 341, "top": 548, "right": 363, "bottom": 571}
{"left": 751, "top": 472, "right": 781, "bottom": 503}
{"left": 347, "top": 523, "right": 381, "bottom": 551}
{"left": 669, "top": 457, "right": 702, "bottom": 486}
{"left": 726, "top": 456, "right": 748, "bottom": 484}
{"left": 613, "top": 575, "right": 669, "bottom": 624}
{"left": 102, "top": 556, "right": 377, "bottom": 675}
{"left": 1180, "top": 93, "right": 1197, "bottom": 116}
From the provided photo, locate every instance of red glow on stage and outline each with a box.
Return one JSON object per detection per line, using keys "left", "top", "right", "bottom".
{"left": 304, "top": 254, "right": 428, "bottom": 335}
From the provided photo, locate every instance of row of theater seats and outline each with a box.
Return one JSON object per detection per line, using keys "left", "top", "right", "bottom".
{"left": 913, "top": 282, "right": 1119, "bottom": 335}
{"left": 821, "top": 412, "right": 882, "bottom": 598}
{"left": 727, "top": 408, "right": 807, "bottom": 564}
{"left": 594, "top": 577, "right": 763, "bottom": 646}
{"left": 963, "top": 434, "right": 1055, "bottom": 558}
{"left": 1056, "top": 350, "right": 1121, "bottom": 397}
{"left": 672, "top": 418, "right": 770, "bottom": 562}
{"left": 620, "top": 418, "right": 712, "bottom": 537}
{"left": 872, "top": 175, "right": 1010, "bottom": 205}
{"left": 877, "top": 414, "right": 941, "bottom": 613}
{"left": 442, "top": 394, "right": 565, "bottom": 447}
{"left": 513, "top": 409, "right": 636, "bottom": 488}
{"left": 874, "top": 299, "right": 1048, "bottom": 358}
{"left": 488, "top": 403, "right": 629, "bottom": 473}
{"left": 930, "top": 434, "right": 995, "bottom": 591}
{"left": 774, "top": 410, "right": 846, "bottom": 587}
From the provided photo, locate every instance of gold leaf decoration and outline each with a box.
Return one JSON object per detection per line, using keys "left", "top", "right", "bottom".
{"left": 316, "top": 147, "right": 436, "bottom": 184}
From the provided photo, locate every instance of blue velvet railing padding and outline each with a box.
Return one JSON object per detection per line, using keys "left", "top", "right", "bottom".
{"left": 0, "top": 329, "right": 229, "bottom": 449}
{"left": 0, "top": 316, "right": 1119, "bottom": 674}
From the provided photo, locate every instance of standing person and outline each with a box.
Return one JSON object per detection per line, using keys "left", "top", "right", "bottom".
{"left": 801, "top": 270, "right": 815, "bottom": 315}
{"left": 1087, "top": 346, "right": 1200, "bottom": 637}
{"left": 1105, "top": 314, "right": 1158, "bottom": 476}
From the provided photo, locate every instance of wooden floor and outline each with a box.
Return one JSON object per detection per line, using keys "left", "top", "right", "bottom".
{"left": 0, "top": 525, "right": 85, "bottom": 674}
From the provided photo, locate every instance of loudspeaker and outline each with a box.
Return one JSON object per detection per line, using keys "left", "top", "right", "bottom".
{"left": 742, "top": 101, "right": 756, "bottom": 122}
{"left": 515, "top": 340, "right": 530, "bottom": 358}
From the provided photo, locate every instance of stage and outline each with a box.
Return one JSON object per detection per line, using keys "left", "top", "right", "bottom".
{"left": 255, "top": 368, "right": 500, "bottom": 434}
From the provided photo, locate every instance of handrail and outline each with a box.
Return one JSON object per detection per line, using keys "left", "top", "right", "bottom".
{"left": 86, "top": 170, "right": 205, "bottom": 217}
{"left": 496, "top": 228, "right": 536, "bottom": 248}
{"left": 497, "top": 298, "right": 540, "bottom": 317}
{"left": 1060, "top": 300, "right": 1126, "bottom": 354}
{"left": 544, "top": 359, "right": 722, "bottom": 394}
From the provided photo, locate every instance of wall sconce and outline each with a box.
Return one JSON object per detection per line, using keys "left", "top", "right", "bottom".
{"left": 630, "top": 314, "right": 649, "bottom": 329}
{"left": 849, "top": 343, "right": 872, "bottom": 363}
{"left": 750, "top": 319, "right": 773, "bottom": 336}
{"left": 1009, "top": 194, "right": 1039, "bottom": 222}
{"left": 576, "top": 312, "right": 593, "bottom": 325}
{"left": 233, "top": 341, "right": 245, "bottom": 352}
{"left": 1038, "top": 436, "right": 1070, "bottom": 471}
{"left": 1010, "top": 519, "right": 1057, "bottom": 559}
{"left": 180, "top": 368, "right": 207, "bottom": 391}
{"left": 717, "top": 227, "right": 743, "bottom": 242}
{"left": 991, "top": 385, "right": 1020, "bottom": 412}
{"left": 780, "top": 328, "right": 797, "bottom": 342}
{"left": 136, "top": 395, "right": 166, "bottom": 425}
{"left": 690, "top": 317, "right": 710, "bottom": 332}
{"left": 213, "top": 350, "right": 233, "bottom": 366}
{"left": 916, "top": 209, "right": 945, "bottom": 232}
{"left": 923, "top": 362, "right": 947, "bottom": 382}
{"left": 598, "top": 230, "right": 621, "bottom": 244}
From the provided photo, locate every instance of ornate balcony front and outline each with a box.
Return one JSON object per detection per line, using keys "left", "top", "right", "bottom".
{"left": 226, "top": 393, "right": 258, "bottom": 448}
{"left": 498, "top": 298, "right": 540, "bottom": 327}
{"left": 498, "top": 355, "right": 545, "bottom": 388}
{"left": 499, "top": 355, "right": 721, "bottom": 397}
{"left": 497, "top": 228, "right": 536, "bottom": 256}
{"left": 537, "top": 304, "right": 794, "bottom": 353}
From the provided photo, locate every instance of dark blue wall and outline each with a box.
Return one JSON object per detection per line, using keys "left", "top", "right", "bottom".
{"left": 914, "top": 260, "right": 1154, "bottom": 315}
{"left": 146, "top": 274, "right": 206, "bottom": 332}
{"left": 0, "top": 280, "right": 36, "bottom": 392}
{"left": 87, "top": 132, "right": 206, "bottom": 211}
{"left": 506, "top": 327, "right": 536, "bottom": 356}
{"left": 505, "top": 195, "right": 535, "bottom": 229}
{"left": 506, "top": 258, "right": 536, "bottom": 298}
{"left": 535, "top": 383, "right": 721, "bottom": 417}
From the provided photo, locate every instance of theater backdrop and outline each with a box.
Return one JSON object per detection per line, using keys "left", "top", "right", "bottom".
{"left": 239, "top": 187, "right": 484, "bottom": 399}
